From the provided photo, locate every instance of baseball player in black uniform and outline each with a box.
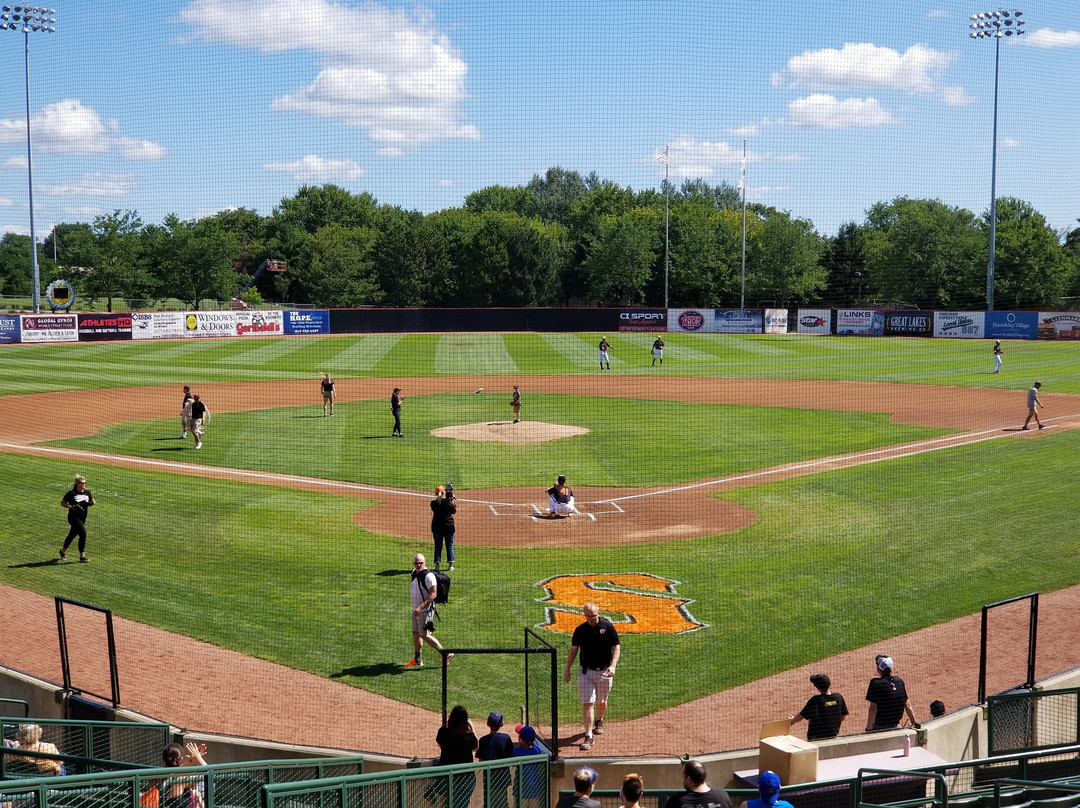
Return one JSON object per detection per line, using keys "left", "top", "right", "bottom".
{"left": 598, "top": 337, "right": 611, "bottom": 370}
{"left": 652, "top": 336, "right": 664, "bottom": 366}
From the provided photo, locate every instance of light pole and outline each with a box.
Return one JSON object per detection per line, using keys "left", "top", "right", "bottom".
{"left": 969, "top": 8, "right": 1024, "bottom": 312}
{"left": 1, "top": 5, "right": 57, "bottom": 314}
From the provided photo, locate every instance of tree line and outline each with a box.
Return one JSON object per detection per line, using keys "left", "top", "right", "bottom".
{"left": 1, "top": 168, "right": 1078, "bottom": 311}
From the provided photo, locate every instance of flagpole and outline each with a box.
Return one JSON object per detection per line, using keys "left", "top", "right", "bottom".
{"left": 663, "top": 145, "right": 670, "bottom": 309}
{"left": 740, "top": 139, "right": 747, "bottom": 308}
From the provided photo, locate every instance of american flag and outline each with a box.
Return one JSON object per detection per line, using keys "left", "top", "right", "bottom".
{"left": 656, "top": 150, "right": 668, "bottom": 166}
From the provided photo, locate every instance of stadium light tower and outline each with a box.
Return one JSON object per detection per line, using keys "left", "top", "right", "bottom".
{"left": 969, "top": 8, "right": 1024, "bottom": 312}
{"left": 1, "top": 5, "right": 57, "bottom": 314}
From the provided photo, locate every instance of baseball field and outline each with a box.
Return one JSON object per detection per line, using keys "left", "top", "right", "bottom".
{"left": 1, "top": 331, "right": 1079, "bottom": 757}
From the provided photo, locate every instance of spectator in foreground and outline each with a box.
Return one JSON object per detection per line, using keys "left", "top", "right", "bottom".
{"left": 621, "top": 773, "right": 645, "bottom": 808}
{"left": 930, "top": 700, "right": 946, "bottom": 718}
{"left": 511, "top": 725, "right": 548, "bottom": 808}
{"left": 477, "top": 711, "right": 514, "bottom": 808}
{"left": 742, "top": 771, "right": 794, "bottom": 808}
{"left": 555, "top": 766, "right": 601, "bottom": 808}
{"left": 665, "top": 759, "right": 733, "bottom": 808}
{"left": 11, "top": 724, "right": 63, "bottom": 775}
{"left": 435, "top": 705, "right": 478, "bottom": 808}
{"left": 790, "top": 673, "right": 848, "bottom": 741}
{"left": 865, "top": 654, "right": 917, "bottom": 732}
{"left": 159, "top": 742, "right": 208, "bottom": 808}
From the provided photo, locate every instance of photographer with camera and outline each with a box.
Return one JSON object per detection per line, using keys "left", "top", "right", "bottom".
{"left": 430, "top": 482, "right": 458, "bottom": 571}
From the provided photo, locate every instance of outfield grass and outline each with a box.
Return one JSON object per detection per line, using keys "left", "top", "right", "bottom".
{"left": 46, "top": 394, "right": 952, "bottom": 489}
{"left": 1, "top": 334, "right": 1078, "bottom": 395}
{"left": 1, "top": 333, "right": 1079, "bottom": 727}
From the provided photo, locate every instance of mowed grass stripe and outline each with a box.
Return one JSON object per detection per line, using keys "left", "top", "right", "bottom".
{"left": 434, "top": 334, "right": 518, "bottom": 375}
{"left": 330, "top": 335, "right": 404, "bottom": 372}
{"left": 215, "top": 337, "right": 320, "bottom": 367}
{"left": 373, "top": 334, "right": 439, "bottom": 376}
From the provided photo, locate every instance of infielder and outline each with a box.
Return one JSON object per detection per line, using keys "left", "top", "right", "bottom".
{"left": 993, "top": 341, "right": 1003, "bottom": 374}
{"left": 598, "top": 337, "right": 611, "bottom": 370}
{"left": 652, "top": 336, "right": 664, "bottom": 366}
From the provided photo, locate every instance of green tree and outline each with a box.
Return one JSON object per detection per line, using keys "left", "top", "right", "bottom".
{"left": 581, "top": 208, "right": 662, "bottom": 304}
{"left": 863, "top": 197, "right": 983, "bottom": 308}
{"left": 738, "top": 206, "right": 825, "bottom": 305}
{"left": 662, "top": 200, "right": 740, "bottom": 306}
{"left": 463, "top": 185, "right": 531, "bottom": 217}
{"left": 821, "top": 222, "right": 869, "bottom": 305}
{"left": 145, "top": 215, "right": 240, "bottom": 309}
{"left": 673, "top": 178, "right": 741, "bottom": 210}
{"left": 273, "top": 185, "right": 380, "bottom": 234}
{"left": 987, "top": 198, "right": 1071, "bottom": 309}
{"left": 0, "top": 233, "right": 32, "bottom": 296}
{"left": 525, "top": 167, "right": 590, "bottom": 224}
{"left": 291, "top": 224, "right": 381, "bottom": 307}
{"left": 372, "top": 210, "right": 452, "bottom": 307}
{"left": 59, "top": 210, "right": 148, "bottom": 311}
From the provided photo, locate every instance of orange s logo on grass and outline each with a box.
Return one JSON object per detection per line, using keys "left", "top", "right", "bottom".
{"left": 538, "top": 573, "right": 705, "bottom": 635}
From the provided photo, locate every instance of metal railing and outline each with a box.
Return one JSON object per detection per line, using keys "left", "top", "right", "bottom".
{"left": 1, "top": 719, "right": 171, "bottom": 776}
{"left": 988, "top": 688, "right": 1080, "bottom": 756}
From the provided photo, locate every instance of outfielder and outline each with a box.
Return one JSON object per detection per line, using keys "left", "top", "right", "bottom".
{"left": 598, "top": 337, "right": 611, "bottom": 370}
{"left": 652, "top": 336, "right": 664, "bottom": 366}
{"left": 993, "top": 340, "right": 1003, "bottom": 374}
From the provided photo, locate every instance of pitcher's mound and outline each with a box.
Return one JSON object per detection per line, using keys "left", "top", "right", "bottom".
{"left": 432, "top": 421, "right": 589, "bottom": 444}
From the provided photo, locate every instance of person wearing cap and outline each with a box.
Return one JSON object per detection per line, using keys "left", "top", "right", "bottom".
{"left": 993, "top": 340, "right": 1003, "bottom": 373}
{"left": 430, "top": 484, "right": 457, "bottom": 571}
{"left": 665, "top": 759, "right": 733, "bottom": 808}
{"left": 652, "top": 335, "right": 664, "bottom": 366}
{"left": 477, "top": 711, "right": 514, "bottom": 808}
{"left": 511, "top": 385, "right": 522, "bottom": 423}
{"left": 598, "top": 336, "right": 611, "bottom": 370}
{"left": 564, "top": 602, "right": 620, "bottom": 750}
{"left": 547, "top": 474, "right": 580, "bottom": 517}
{"left": 511, "top": 725, "right": 548, "bottom": 807}
{"left": 866, "top": 654, "right": 917, "bottom": 732}
{"left": 60, "top": 474, "right": 95, "bottom": 563}
{"left": 742, "top": 770, "right": 793, "bottom": 808}
{"left": 555, "top": 767, "right": 602, "bottom": 808}
{"left": 789, "top": 673, "right": 848, "bottom": 741}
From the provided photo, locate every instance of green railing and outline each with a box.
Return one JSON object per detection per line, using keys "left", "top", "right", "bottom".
{"left": 0, "top": 700, "right": 30, "bottom": 719}
{"left": 988, "top": 688, "right": 1080, "bottom": 756}
{"left": 1, "top": 719, "right": 171, "bottom": 777}
{"left": 263, "top": 757, "right": 548, "bottom": 808}
{"left": 0, "top": 757, "right": 365, "bottom": 808}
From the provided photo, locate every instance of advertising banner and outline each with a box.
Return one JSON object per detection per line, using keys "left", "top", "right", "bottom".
{"left": 713, "top": 309, "right": 762, "bottom": 334}
{"left": 933, "top": 311, "right": 984, "bottom": 339}
{"left": 284, "top": 309, "right": 330, "bottom": 335}
{"left": 764, "top": 308, "right": 788, "bottom": 334}
{"left": 131, "top": 311, "right": 185, "bottom": 340}
{"left": 668, "top": 308, "right": 713, "bottom": 333}
{"left": 836, "top": 309, "right": 884, "bottom": 335}
{"left": 0, "top": 314, "right": 21, "bottom": 343}
{"left": 78, "top": 313, "right": 133, "bottom": 341}
{"left": 883, "top": 310, "right": 933, "bottom": 336}
{"left": 183, "top": 310, "right": 284, "bottom": 338}
{"left": 1037, "top": 312, "right": 1080, "bottom": 340}
{"left": 984, "top": 311, "right": 1037, "bottom": 340}
{"left": 20, "top": 314, "right": 78, "bottom": 343}
{"left": 796, "top": 309, "right": 831, "bottom": 335}
{"left": 618, "top": 309, "right": 667, "bottom": 332}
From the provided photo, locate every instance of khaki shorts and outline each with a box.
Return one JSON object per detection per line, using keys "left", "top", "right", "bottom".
{"left": 577, "top": 667, "right": 613, "bottom": 704}
{"left": 411, "top": 610, "right": 434, "bottom": 636}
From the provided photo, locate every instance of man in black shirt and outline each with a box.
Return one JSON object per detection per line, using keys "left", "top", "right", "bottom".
{"left": 563, "top": 602, "right": 620, "bottom": 750}
{"left": 664, "top": 760, "right": 733, "bottom": 808}
{"left": 866, "top": 654, "right": 917, "bottom": 731}
{"left": 790, "top": 673, "right": 848, "bottom": 740}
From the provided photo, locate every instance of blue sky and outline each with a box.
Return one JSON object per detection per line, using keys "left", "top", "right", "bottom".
{"left": 0, "top": 0, "right": 1077, "bottom": 243}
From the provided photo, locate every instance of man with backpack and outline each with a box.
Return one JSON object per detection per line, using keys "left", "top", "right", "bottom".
{"left": 405, "top": 553, "right": 453, "bottom": 668}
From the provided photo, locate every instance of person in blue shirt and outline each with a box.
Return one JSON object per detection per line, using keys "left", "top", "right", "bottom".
{"left": 743, "top": 771, "right": 794, "bottom": 808}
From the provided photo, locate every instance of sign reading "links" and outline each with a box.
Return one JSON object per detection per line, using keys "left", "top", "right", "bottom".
{"left": 538, "top": 573, "right": 706, "bottom": 635}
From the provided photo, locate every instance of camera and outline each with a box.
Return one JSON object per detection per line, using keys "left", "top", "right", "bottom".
{"left": 445, "top": 481, "right": 453, "bottom": 500}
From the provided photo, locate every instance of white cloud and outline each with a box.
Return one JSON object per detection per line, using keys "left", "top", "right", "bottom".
{"left": 180, "top": 0, "right": 480, "bottom": 148}
{"left": 377, "top": 146, "right": 405, "bottom": 158}
{"left": 1019, "top": 28, "right": 1080, "bottom": 48}
{"left": 3, "top": 156, "right": 27, "bottom": 170}
{"left": 788, "top": 95, "right": 897, "bottom": 128}
{"left": 0, "top": 197, "right": 13, "bottom": 207}
{"left": 659, "top": 135, "right": 765, "bottom": 179}
{"left": 41, "top": 173, "right": 137, "bottom": 197}
{"left": 263, "top": 155, "right": 364, "bottom": 183}
{"left": 117, "top": 137, "right": 167, "bottom": 161}
{"left": 772, "top": 42, "right": 965, "bottom": 104}
{"left": 62, "top": 206, "right": 105, "bottom": 217}
{"left": 1000, "top": 136, "right": 1021, "bottom": 148}
{"left": 927, "top": 10, "right": 949, "bottom": 19}
{"left": 940, "top": 86, "right": 974, "bottom": 106}
{"left": 438, "top": 179, "right": 454, "bottom": 187}
{"left": 0, "top": 99, "right": 164, "bottom": 159}
{"left": 728, "top": 117, "right": 779, "bottom": 137}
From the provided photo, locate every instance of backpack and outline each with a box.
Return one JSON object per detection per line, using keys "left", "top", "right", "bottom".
{"left": 431, "top": 569, "right": 451, "bottom": 605}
